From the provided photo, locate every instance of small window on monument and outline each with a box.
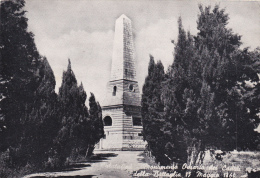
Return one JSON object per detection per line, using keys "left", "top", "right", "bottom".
{"left": 138, "top": 133, "right": 143, "bottom": 136}
{"left": 129, "top": 84, "right": 135, "bottom": 92}
{"left": 133, "top": 117, "right": 142, "bottom": 126}
{"left": 112, "top": 86, "right": 117, "bottom": 96}
{"left": 104, "top": 116, "right": 112, "bottom": 126}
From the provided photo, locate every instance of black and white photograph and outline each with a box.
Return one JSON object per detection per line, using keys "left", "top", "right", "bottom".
{"left": 0, "top": 0, "right": 260, "bottom": 177}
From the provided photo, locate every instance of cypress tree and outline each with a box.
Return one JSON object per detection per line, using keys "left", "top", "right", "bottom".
{"left": 0, "top": 0, "right": 61, "bottom": 171}
{"left": 56, "top": 59, "right": 90, "bottom": 163}
{"left": 23, "top": 57, "right": 58, "bottom": 167}
{"left": 141, "top": 55, "right": 167, "bottom": 165}
{"left": 0, "top": 0, "right": 41, "bottom": 153}
{"left": 162, "top": 17, "right": 200, "bottom": 166}
{"left": 87, "top": 93, "right": 104, "bottom": 156}
{"left": 195, "top": 5, "right": 259, "bottom": 151}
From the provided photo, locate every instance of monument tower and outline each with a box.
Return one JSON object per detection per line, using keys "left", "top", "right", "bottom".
{"left": 97, "top": 14, "right": 146, "bottom": 150}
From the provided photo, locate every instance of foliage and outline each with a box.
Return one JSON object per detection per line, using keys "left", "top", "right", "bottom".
{"left": 141, "top": 5, "right": 260, "bottom": 168}
{"left": 0, "top": 0, "right": 40, "bottom": 152}
{"left": 0, "top": 0, "right": 104, "bottom": 176}
{"left": 55, "top": 60, "right": 90, "bottom": 162}
{"left": 141, "top": 55, "right": 167, "bottom": 165}
{"left": 195, "top": 5, "right": 259, "bottom": 151}
{"left": 87, "top": 93, "right": 104, "bottom": 156}
{"left": 162, "top": 17, "right": 200, "bottom": 166}
{"left": 55, "top": 60, "right": 104, "bottom": 162}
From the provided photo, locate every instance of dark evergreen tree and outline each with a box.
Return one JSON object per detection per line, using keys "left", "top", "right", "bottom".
{"left": 0, "top": 0, "right": 41, "bottom": 153}
{"left": 56, "top": 59, "right": 89, "bottom": 163}
{"left": 141, "top": 55, "right": 167, "bottom": 165}
{"left": 228, "top": 48, "right": 260, "bottom": 150}
{"left": 0, "top": 0, "right": 60, "bottom": 172}
{"left": 162, "top": 18, "right": 200, "bottom": 166}
{"left": 24, "top": 57, "right": 59, "bottom": 167}
{"left": 87, "top": 93, "right": 104, "bottom": 156}
{"left": 0, "top": 0, "right": 105, "bottom": 174}
{"left": 143, "top": 6, "right": 259, "bottom": 167}
{"left": 195, "top": 5, "right": 259, "bottom": 151}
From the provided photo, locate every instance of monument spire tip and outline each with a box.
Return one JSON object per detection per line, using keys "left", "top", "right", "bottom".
{"left": 118, "top": 14, "right": 130, "bottom": 20}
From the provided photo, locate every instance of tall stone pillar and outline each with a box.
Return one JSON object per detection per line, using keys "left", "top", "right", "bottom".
{"left": 97, "top": 14, "right": 146, "bottom": 150}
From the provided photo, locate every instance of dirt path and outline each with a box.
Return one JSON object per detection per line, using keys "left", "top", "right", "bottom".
{"left": 23, "top": 151, "right": 151, "bottom": 178}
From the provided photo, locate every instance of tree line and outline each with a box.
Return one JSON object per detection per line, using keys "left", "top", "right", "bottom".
{"left": 0, "top": 0, "right": 104, "bottom": 176}
{"left": 142, "top": 5, "right": 260, "bottom": 167}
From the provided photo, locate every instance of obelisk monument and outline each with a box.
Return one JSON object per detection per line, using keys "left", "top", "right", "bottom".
{"left": 97, "top": 14, "right": 146, "bottom": 150}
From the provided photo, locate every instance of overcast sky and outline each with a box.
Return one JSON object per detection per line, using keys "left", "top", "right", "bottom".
{"left": 25, "top": 0, "right": 260, "bottom": 105}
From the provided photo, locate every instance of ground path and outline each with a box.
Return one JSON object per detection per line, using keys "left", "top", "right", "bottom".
{"left": 23, "top": 151, "right": 151, "bottom": 178}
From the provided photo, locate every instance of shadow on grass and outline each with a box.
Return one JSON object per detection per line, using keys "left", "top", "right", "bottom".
{"left": 29, "top": 153, "right": 118, "bottom": 177}
{"left": 42, "top": 163, "right": 91, "bottom": 173}
{"left": 49, "top": 153, "right": 118, "bottom": 172}
{"left": 29, "top": 164, "right": 94, "bottom": 177}
{"left": 31, "top": 175, "right": 95, "bottom": 178}
{"left": 87, "top": 153, "right": 118, "bottom": 163}
{"left": 63, "top": 163, "right": 91, "bottom": 172}
{"left": 137, "top": 152, "right": 146, "bottom": 163}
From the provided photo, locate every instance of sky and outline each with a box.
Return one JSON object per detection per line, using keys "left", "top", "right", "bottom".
{"left": 24, "top": 0, "right": 260, "bottom": 105}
